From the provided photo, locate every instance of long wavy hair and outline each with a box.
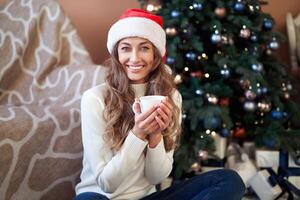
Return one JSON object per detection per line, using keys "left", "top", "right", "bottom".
{"left": 103, "top": 41, "right": 181, "bottom": 152}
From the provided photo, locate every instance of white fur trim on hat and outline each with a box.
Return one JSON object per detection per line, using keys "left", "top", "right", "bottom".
{"left": 107, "top": 17, "right": 166, "bottom": 56}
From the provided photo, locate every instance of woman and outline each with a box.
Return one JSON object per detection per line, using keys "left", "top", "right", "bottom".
{"left": 74, "top": 8, "right": 245, "bottom": 200}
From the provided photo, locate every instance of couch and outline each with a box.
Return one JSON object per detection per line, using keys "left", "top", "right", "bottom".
{"left": 0, "top": 1, "right": 105, "bottom": 199}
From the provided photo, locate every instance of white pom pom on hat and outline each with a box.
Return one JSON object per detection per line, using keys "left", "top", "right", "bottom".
{"left": 107, "top": 8, "right": 166, "bottom": 56}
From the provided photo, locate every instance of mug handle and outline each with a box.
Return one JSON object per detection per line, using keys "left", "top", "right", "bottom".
{"left": 132, "top": 100, "right": 139, "bottom": 114}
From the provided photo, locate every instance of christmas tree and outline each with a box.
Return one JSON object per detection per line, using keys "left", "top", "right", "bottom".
{"left": 138, "top": 0, "right": 300, "bottom": 178}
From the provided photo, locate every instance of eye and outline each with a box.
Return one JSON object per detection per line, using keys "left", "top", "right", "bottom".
{"left": 120, "top": 46, "right": 130, "bottom": 51}
{"left": 141, "top": 46, "right": 150, "bottom": 51}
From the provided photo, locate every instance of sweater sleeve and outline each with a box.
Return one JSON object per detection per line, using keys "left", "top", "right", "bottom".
{"left": 144, "top": 90, "right": 182, "bottom": 185}
{"left": 81, "top": 89, "right": 148, "bottom": 193}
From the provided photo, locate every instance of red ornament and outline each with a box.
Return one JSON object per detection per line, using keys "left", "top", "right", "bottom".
{"left": 233, "top": 127, "right": 246, "bottom": 138}
{"left": 220, "top": 98, "right": 230, "bottom": 106}
{"left": 191, "top": 71, "right": 203, "bottom": 78}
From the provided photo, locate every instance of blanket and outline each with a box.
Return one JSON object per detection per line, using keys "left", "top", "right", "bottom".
{"left": 0, "top": 0, "right": 105, "bottom": 199}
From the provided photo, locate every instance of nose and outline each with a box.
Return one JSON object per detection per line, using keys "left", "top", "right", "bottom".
{"left": 129, "top": 49, "right": 140, "bottom": 63}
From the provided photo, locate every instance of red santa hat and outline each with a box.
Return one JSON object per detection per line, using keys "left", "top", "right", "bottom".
{"left": 107, "top": 8, "right": 166, "bottom": 56}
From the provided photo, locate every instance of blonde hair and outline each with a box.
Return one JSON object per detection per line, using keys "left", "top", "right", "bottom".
{"left": 103, "top": 42, "right": 181, "bottom": 152}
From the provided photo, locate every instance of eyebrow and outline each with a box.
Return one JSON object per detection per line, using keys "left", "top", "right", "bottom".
{"left": 119, "top": 41, "right": 152, "bottom": 46}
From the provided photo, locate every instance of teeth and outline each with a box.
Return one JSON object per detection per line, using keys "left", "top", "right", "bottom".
{"left": 128, "top": 65, "right": 143, "bottom": 70}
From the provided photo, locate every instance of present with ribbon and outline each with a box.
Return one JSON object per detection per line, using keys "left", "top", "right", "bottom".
{"left": 249, "top": 150, "right": 300, "bottom": 200}
{"left": 249, "top": 169, "right": 282, "bottom": 200}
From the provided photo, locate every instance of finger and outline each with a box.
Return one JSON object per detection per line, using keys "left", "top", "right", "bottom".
{"left": 155, "top": 115, "right": 166, "bottom": 130}
{"left": 145, "top": 120, "right": 159, "bottom": 132}
{"left": 158, "top": 103, "right": 172, "bottom": 119}
{"left": 139, "top": 110, "right": 158, "bottom": 128}
{"left": 156, "top": 107, "right": 169, "bottom": 122}
{"left": 134, "top": 98, "right": 142, "bottom": 115}
{"left": 138, "top": 105, "right": 158, "bottom": 121}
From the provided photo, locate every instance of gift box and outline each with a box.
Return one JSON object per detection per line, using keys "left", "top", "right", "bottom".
{"left": 256, "top": 150, "right": 279, "bottom": 168}
{"left": 256, "top": 149, "right": 300, "bottom": 168}
{"left": 288, "top": 176, "right": 300, "bottom": 191}
{"left": 212, "top": 134, "right": 227, "bottom": 159}
{"left": 249, "top": 169, "right": 282, "bottom": 200}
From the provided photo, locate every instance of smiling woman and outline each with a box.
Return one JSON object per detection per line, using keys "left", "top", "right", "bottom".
{"left": 73, "top": 8, "right": 245, "bottom": 200}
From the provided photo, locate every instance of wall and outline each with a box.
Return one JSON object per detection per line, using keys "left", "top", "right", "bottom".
{"left": 262, "top": 0, "right": 300, "bottom": 68}
{"left": 58, "top": 0, "right": 140, "bottom": 64}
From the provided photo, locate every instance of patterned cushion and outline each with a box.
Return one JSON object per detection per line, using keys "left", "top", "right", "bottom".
{"left": 0, "top": 0, "right": 105, "bottom": 199}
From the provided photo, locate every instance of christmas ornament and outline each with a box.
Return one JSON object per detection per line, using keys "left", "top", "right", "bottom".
{"left": 247, "top": 2, "right": 260, "bottom": 14}
{"left": 286, "top": 83, "right": 293, "bottom": 90}
{"left": 220, "top": 65, "right": 231, "bottom": 78}
{"left": 268, "top": 38, "right": 279, "bottom": 50}
{"left": 257, "top": 101, "right": 271, "bottom": 112}
{"left": 220, "top": 98, "right": 230, "bottom": 106}
{"left": 257, "top": 87, "right": 268, "bottom": 95}
{"left": 165, "top": 27, "right": 177, "bottom": 36}
{"left": 215, "top": 7, "right": 226, "bottom": 18}
{"left": 191, "top": 71, "right": 203, "bottom": 78}
{"left": 271, "top": 110, "right": 283, "bottom": 119}
{"left": 220, "top": 128, "right": 231, "bottom": 137}
{"left": 244, "top": 101, "right": 256, "bottom": 112}
{"left": 221, "top": 35, "right": 230, "bottom": 45}
{"left": 191, "top": 2, "right": 203, "bottom": 11}
{"left": 171, "top": 10, "right": 180, "bottom": 18}
{"left": 174, "top": 74, "right": 182, "bottom": 84}
{"left": 245, "top": 90, "right": 256, "bottom": 100}
{"left": 265, "top": 48, "right": 273, "bottom": 55}
{"left": 240, "top": 26, "right": 251, "bottom": 39}
{"left": 198, "top": 53, "right": 209, "bottom": 60}
{"left": 207, "top": 94, "right": 218, "bottom": 104}
{"left": 146, "top": 3, "right": 161, "bottom": 12}
{"left": 182, "top": 25, "right": 195, "bottom": 39}
{"left": 204, "top": 73, "right": 210, "bottom": 78}
{"left": 204, "top": 116, "right": 221, "bottom": 129}
{"left": 166, "top": 56, "right": 175, "bottom": 64}
{"left": 211, "top": 31, "right": 222, "bottom": 44}
{"left": 250, "top": 32, "right": 258, "bottom": 42}
{"left": 262, "top": 18, "right": 273, "bottom": 31}
{"left": 283, "top": 92, "right": 290, "bottom": 99}
{"left": 185, "top": 52, "right": 197, "bottom": 61}
{"left": 240, "top": 79, "right": 251, "bottom": 89}
{"left": 251, "top": 62, "right": 263, "bottom": 72}
{"left": 195, "top": 89, "right": 204, "bottom": 96}
{"left": 233, "top": 1, "right": 245, "bottom": 12}
{"left": 233, "top": 127, "right": 246, "bottom": 138}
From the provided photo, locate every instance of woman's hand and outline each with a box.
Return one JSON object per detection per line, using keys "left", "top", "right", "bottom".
{"left": 147, "top": 97, "right": 173, "bottom": 148}
{"left": 132, "top": 98, "right": 160, "bottom": 140}
{"left": 154, "top": 96, "right": 173, "bottom": 132}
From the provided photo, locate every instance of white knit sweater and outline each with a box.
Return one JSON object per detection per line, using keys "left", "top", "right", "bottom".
{"left": 75, "top": 83, "right": 182, "bottom": 200}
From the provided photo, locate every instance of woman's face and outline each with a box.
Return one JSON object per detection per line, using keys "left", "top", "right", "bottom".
{"left": 117, "top": 37, "right": 155, "bottom": 84}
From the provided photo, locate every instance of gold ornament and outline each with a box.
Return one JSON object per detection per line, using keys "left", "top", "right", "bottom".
{"left": 214, "top": 7, "right": 226, "bottom": 18}
{"left": 165, "top": 27, "right": 177, "bottom": 36}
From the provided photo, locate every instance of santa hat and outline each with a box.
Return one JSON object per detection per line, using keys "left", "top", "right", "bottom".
{"left": 107, "top": 8, "right": 166, "bottom": 56}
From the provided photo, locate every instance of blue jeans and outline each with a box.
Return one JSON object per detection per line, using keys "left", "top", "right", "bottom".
{"left": 73, "top": 169, "right": 245, "bottom": 200}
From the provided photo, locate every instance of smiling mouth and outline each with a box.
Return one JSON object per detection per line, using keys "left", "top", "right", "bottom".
{"left": 127, "top": 65, "right": 144, "bottom": 70}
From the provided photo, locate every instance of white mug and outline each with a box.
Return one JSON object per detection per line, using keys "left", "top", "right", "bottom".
{"left": 132, "top": 95, "right": 166, "bottom": 114}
